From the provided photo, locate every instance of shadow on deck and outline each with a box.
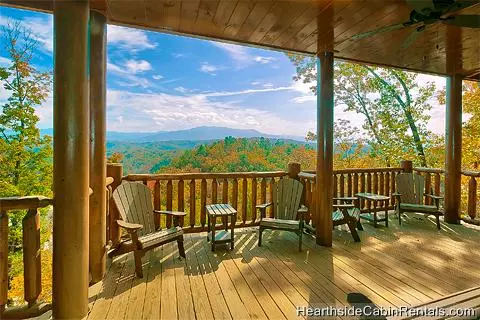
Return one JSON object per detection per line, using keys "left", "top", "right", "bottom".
{"left": 87, "top": 214, "right": 480, "bottom": 319}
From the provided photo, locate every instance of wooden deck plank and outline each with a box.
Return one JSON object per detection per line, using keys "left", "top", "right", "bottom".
{"left": 238, "top": 234, "right": 303, "bottom": 320}
{"left": 87, "top": 255, "right": 127, "bottom": 319}
{"left": 200, "top": 236, "right": 252, "bottom": 320}
{"left": 141, "top": 246, "right": 162, "bottom": 319}
{"left": 191, "top": 233, "right": 232, "bottom": 319}
{"left": 183, "top": 234, "right": 215, "bottom": 320}
{"left": 229, "top": 232, "right": 287, "bottom": 320}
{"left": 217, "top": 239, "right": 268, "bottom": 319}
{"left": 160, "top": 242, "right": 178, "bottom": 320}
{"left": 105, "top": 254, "right": 136, "bottom": 319}
{"left": 173, "top": 236, "right": 196, "bottom": 320}
{"left": 124, "top": 251, "right": 151, "bottom": 319}
{"left": 91, "top": 216, "right": 480, "bottom": 320}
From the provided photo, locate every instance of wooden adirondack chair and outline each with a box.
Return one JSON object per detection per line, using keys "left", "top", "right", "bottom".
{"left": 111, "top": 182, "right": 186, "bottom": 278}
{"left": 395, "top": 173, "right": 444, "bottom": 230}
{"left": 256, "top": 177, "right": 307, "bottom": 251}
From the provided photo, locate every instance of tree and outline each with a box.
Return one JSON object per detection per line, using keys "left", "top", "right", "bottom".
{"left": 288, "top": 55, "right": 438, "bottom": 167}
{"left": 0, "top": 21, "right": 52, "bottom": 197}
{"left": 462, "top": 82, "right": 480, "bottom": 169}
{"left": 1, "top": 22, "right": 53, "bottom": 305}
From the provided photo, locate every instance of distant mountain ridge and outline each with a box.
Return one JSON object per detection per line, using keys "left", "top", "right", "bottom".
{"left": 40, "top": 126, "right": 305, "bottom": 142}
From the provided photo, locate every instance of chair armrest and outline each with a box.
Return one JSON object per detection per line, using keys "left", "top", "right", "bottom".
{"left": 117, "top": 220, "right": 143, "bottom": 233}
{"left": 256, "top": 203, "right": 273, "bottom": 210}
{"left": 154, "top": 210, "right": 186, "bottom": 217}
{"left": 297, "top": 205, "right": 308, "bottom": 214}
{"left": 424, "top": 194, "right": 444, "bottom": 200}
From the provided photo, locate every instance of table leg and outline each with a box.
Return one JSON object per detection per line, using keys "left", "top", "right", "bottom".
{"left": 231, "top": 214, "right": 236, "bottom": 250}
{"left": 207, "top": 214, "right": 210, "bottom": 242}
{"left": 385, "top": 204, "right": 389, "bottom": 227}
{"left": 373, "top": 202, "right": 378, "bottom": 228}
{"left": 211, "top": 216, "right": 216, "bottom": 252}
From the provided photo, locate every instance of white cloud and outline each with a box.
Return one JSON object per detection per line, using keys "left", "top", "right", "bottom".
{"left": 175, "top": 86, "right": 189, "bottom": 93}
{"left": 107, "top": 25, "right": 156, "bottom": 51}
{"left": 0, "top": 15, "right": 53, "bottom": 53}
{"left": 251, "top": 81, "right": 261, "bottom": 86}
{"left": 172, "top": 53, "right": 187, "bottom": 58}
{"left": 262, "top": 83, "right": 274, "bottom": 88}
{"left": 199, "top": 62, "right": 220, "bottom": 75}
{"left": 254, "top": 56, "right": 275, "bottom": 64}
{"left": 152, "top": 74, "right": 164, "bottom": 80}
{"left": 106, "top": 89, "right": 304, "bottom": 135}
{"left": 107, "top": 60, "right": 152, "bottom": 88}
{"left": 204, "top": 86, "right": 293, "bottom": 98}
{"left": 125, "top": 59, "right": 151, "bottom": 73}
{"left": 0, "top": 56, "right": 11, "bottom": 66}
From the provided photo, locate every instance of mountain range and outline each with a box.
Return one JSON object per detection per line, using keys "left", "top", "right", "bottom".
{"left": 40, "top": 126, "right": 305, "bottom": 142}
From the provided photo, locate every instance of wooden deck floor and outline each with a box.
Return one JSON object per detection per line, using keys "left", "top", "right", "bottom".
{"left": 87, "top": 214, "right": 480, "bottom": 319}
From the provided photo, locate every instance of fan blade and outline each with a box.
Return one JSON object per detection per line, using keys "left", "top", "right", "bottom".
{"left": 443, "top": 14, "right": 480, "bottom": 27}
{"left": 401, "top": 29, "right": 424, "bottom": 49}
{"left": 350, "top": 23, "right": 408, "bottom": 40}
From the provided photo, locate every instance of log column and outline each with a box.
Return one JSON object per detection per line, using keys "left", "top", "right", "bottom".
{"left": 444, "top": 74, "right": 462, "bottom": 224}
{"left": 89, "top": 10, "right": 107, "bottom": 284}
{"left": 315, "top": 51, "right": 334, "bottom": 247}
{"left": 52, "top": 1, "right": 90, "bottom": 318}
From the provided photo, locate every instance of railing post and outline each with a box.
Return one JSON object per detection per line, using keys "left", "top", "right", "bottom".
{"left": 401, "top": 160, "right": 413, "bottom": 173}
{"left": 0, "top": 211, "right": 7, "bottom": 314}
{"left": 23, "top": 209, "right": 42, "bottom": 307}
{"left": 288, "top": 162, "right": 301, "bottom": 180}
{"left": 107, "top": 163, "right": 123, "bottom": 245}
{"left": 468, "top": 176, "right": 477, "bottom": 219}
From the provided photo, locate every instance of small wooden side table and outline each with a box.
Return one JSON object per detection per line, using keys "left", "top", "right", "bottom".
{"left": 206, "top": 204, "right": 237, "bottom": 251}
{"left": 355, "top": 193, "right": 390, "bottom": 227}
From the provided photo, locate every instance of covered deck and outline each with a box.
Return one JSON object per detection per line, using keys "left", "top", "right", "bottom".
{"left": 88, "top": 217, "right": 480, "bottom": 319}
{"left": 0, "top": 0, "right": 479, "bottom": 318}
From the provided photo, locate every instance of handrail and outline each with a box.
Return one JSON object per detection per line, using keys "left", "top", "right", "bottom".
{"left": 462, "top": 170, "right": 480, "bottom": 177}
{"left": 413, "top": 167, "right": 445, "bottom": 174}
{"left": 118, "top": 171, "right": 288, "bottom": 232}
{"left": 123, "top": 171, "right": 287, "bottom": 181}
{"left": 0, "top": 196, "right": 52, "bottom": 211}
{"left": 1, "top": 196, "right": 53, "bottom": 317}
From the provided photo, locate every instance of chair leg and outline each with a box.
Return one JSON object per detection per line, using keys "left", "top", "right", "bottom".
{"left": 348, "top": 220, "right": 361, "bottom": 242}
{"left": 436, "top": 215, "right": 441, "bottom": 230}
{"left": 356, "top": 220, "right": 364, "bottom": 231}
{"left": 298, "top": 230, "right": 302, "bottom": 252}
{"left": 258, "top": 227, "right": 263, "bottom": 247}
{"left": 398, "top": 209, "right": 402, "bottom": 225}
{"left": 177, "top": 237, "right": 186, "bottom": 258}
{"left": 133, "top": 250, "right": 144, "bottom": 278}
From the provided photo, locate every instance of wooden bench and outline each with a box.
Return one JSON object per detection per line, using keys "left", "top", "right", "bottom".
{"left": 387, "top": 286, "right": 480, "bottom": 320}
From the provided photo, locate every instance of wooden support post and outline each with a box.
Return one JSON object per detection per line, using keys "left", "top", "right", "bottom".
{"left": 107, "top": 163, "right": 123, "bottom": 245}
{"left": 0, "top": 211, "right": 7, "bottom": 314}
{"left": 23, "top": 209, "right": 41, "bottom": 307}
{"left": 53, "top": 1, "right": 90, "bottom": 317}
{"left": 315, "top": 51, "right": 334, "bottom": 247}
{"left": 89, "top": 10, "right": 107, "bottom": 284}
{"left": 444, "top": 74, "right": 462, "bottom": 224}
{"left": 468, "top": 177, "right": 477, "bottom": 219}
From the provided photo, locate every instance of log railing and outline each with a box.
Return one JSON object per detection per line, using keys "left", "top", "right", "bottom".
{"left": 0, "top": 196, "right": 53, "bottom": 318}
{"left": 299, "top": 167, "right": 404, "bottom": 225}
{"left": 121, "top": 171, "right": 288, "bottom": 232}
{"left": 462, "top": 170, "right": 480, "bottom": 220}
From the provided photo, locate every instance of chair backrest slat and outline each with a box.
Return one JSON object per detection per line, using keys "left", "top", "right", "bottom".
{"left": 273, "top": 177, "right": 303, "bottom": 220}
{"left": 396, "top": 173, "right": 425, "bottom": 205}
{"left": 113, "top": 182, "right": 155, "bottom": 236}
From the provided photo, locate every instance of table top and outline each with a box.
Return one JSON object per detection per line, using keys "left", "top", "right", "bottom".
{"left": 206, "top": 203, "right": 237, "bottom": 216}
{"left": 355, "top": 193, "right": 390, "bottom": 201}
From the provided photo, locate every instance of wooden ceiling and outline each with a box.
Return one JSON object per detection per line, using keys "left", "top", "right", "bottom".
{"left": 2, "top": 0, "right": 480, "bottom": 80}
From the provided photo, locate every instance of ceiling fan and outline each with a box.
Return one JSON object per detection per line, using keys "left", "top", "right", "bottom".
{"left": 349, "top": 0, "right": 480, "bottom": 49}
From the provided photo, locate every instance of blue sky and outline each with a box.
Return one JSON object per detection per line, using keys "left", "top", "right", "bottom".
{"left": 0, "top": 6, "right": 448, "bottom": 137}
